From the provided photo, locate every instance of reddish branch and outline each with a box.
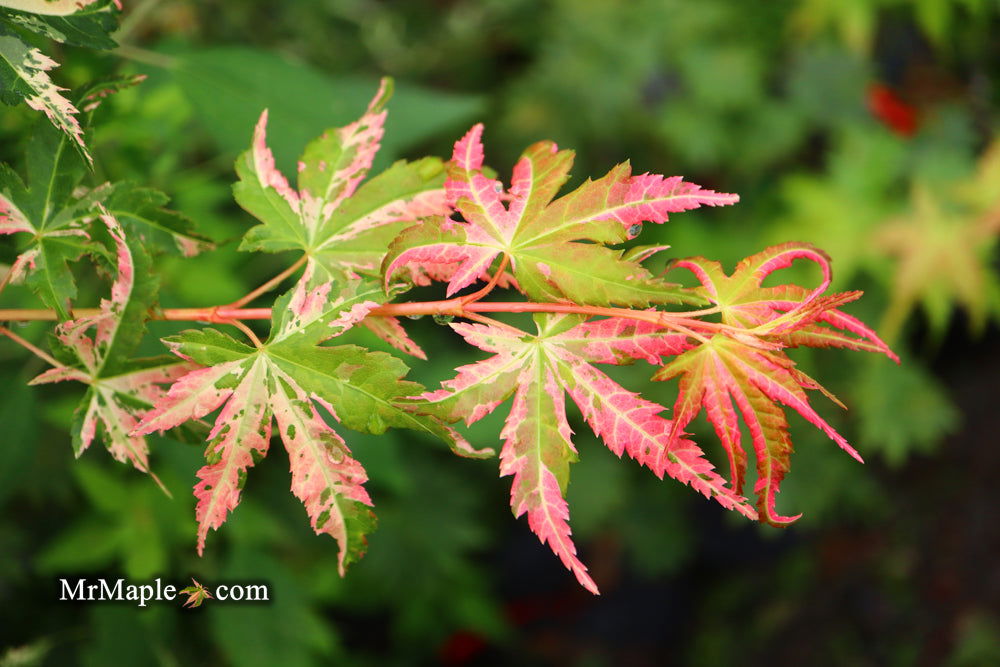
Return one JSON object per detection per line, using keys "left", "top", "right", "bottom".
{"left": 0, "top": 324, "right": 65, "bottom": 367}
{"left": 0, "top": 300, "right": 719, "bottom": 332}
{"left": 0, "top": 298, "right": 733, "bottom": 367}
{"left": 0, "top": 253, "right": 727, "bottom": 351}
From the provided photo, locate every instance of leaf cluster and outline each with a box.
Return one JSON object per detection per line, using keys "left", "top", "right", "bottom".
{"left": 1, "top": 77, "right": 898, "bottom": 594}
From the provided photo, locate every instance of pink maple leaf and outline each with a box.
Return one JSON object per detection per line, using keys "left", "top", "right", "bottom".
{"left": 384, "top": 124, "right": 738, "bottom": 307}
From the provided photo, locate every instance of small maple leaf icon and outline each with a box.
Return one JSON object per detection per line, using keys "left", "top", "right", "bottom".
{"left": 179, "top": 578, "right": 213, "bottom": 608}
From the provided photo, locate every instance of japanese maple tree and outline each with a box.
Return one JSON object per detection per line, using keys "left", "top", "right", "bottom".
{"left": 0, "top": 74, "right": 897, "bottom": 594}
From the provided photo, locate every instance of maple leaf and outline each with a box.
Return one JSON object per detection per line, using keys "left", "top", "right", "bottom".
{"left": 234, "top": 77, "right": 451, "bottom": 284}
{"left": 874, "top": 141, "right": 1000, "bottom": 340}
{"left": 410, "top": 313, "right": 756, "bottom": 594}
{"left": 134, "top": 332, "right": 376, "bottom": 571}
{"left": 0, "top": 76, "right": 194, "bottom": 315}
{"left": 655, "top": 243, "right": 897, "bottom": 525}
{"left": 179, "top": 578, "right": 213, "bottom": 608}
{"left": 0, "top": 167, "right": 205, "bottom": 314}
{"left": 383, "top": 123, "right": 738, "bottom": 307}
{"left": 0, "top": 126, "right": 96, "bottom": 317}
{"left": 27, "top": 208, "right": 190, "bottom": 489}
{"left": 360, "top": 315, "right": 427, "bottom": 360}
{"left": 0, "top": 0, "right": 122, "bottom": 160}
{"left": 0, "top": 1, "right": 120, "bottom": 48}
{"left": 0, "top": 26, "right": 89, "bottom": 164}
{"left": 133, "top": 272, "right": 489, "bottom": 569}
{"left": 90, "top": 181, "right": 214, "bottom": 257}
{"left": 232, "top": 78, "right": 449, "bottom": 356}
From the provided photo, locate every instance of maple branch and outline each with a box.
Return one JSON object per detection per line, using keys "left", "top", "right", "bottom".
{"left": 114, "top": 44, "right": 178, "bottom": 69}
{"left": 0, "top": 307, "right": 274, "bottom": 321}
{"left": 161, "top": 307, "right": 273, "bottom": 322}
{"left": 227, "top": 255, "right": 307, "bottom": 310}
{"left": 0, "top": 325, "right": 65, "bottom": 368}
{"left": 0, "top": 301, "right": 726, "bottom": 337}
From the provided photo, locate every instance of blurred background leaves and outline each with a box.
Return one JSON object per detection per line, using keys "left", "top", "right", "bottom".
{"left": 1, "top": 0, "right": 999, "bottom": 665}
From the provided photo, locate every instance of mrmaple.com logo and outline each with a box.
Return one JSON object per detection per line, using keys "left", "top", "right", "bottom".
{"left": 58, "top": 577, "right": 268, "bottom": 608}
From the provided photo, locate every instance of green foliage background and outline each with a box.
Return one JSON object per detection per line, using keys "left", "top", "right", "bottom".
{"left": 2, "top": 1, "right": 999, "bottom": 665}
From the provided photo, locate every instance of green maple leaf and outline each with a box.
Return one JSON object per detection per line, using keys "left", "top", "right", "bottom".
{"left": 0, "top": 123, "right": 95, "bottom": 317}
{"left": 0, "top": 2, "right": 122, "bottom": 163}
{"left": 0, "top": 75, "right": 196, "bottom": 317}
{"left": 233, "top": 77, "right": 451, "bottom": 284}
{"left": 231, "top": 77, "right": 448, "bottom": 358}
{"left": 0, "top": 1, "right": 119, "bottom": 50}
{"left": 92, "top": 181, "right": 214, "bottom": 257}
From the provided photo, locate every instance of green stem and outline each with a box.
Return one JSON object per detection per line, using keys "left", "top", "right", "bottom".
{"left": 113, "top": 44, "right": 178, "bottom": 70}
{"left": 114, "top": 0, "right": 161, "bottom": 44}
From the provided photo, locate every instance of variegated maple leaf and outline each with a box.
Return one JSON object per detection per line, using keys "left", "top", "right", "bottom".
{"left": 0, "top": 1, "right": 120, "bottom": 50}
{"left": 133, "top": 271, "right": 490, "bottom": 570}
{"left": 655, "top": 243, "right": 897, "bottom": 525}
{"left": 92, "top": 181, "right": 213, "bottom": 257}
{"left": 0, "top": 26, "right": 87, "bottom": 163}
{"left": 409, "top": 313, "right": 757, "bottom": 594}
{"left": 0, "top": 128, "right": 95, "bottom": 317}
{"left": 233, "top": 77, "right": 450, "bottom": 357}
{"left": 27, "top": 208, "right": 191, "bottom": 489}
{"left": 383, "top": 124, "right": 738, "bottom": 307}
{"left": 0, "top": 0, "right": 122, "bottom": 162}
{"left": 1, "top": 80, "right": 205, "bottom": 316}
{"left": 233, "top": 77, "right": 447, "bottom": 281}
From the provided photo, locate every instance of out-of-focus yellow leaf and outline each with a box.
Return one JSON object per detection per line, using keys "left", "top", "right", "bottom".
{"left": 875, "top": 141, "right": 1000, "bottom": 340}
